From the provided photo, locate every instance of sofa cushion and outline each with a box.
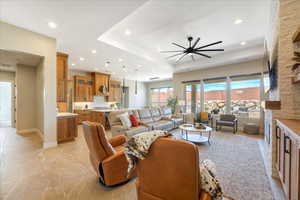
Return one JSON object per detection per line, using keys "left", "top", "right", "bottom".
{"left": 125, "top": 126, "right": 149, "bottom": 137}
{"left": 217, "top": 120, "right": 234, "bottom": 126}
{"left": 138, "top": 109, "right": 154, "bottom": 124}
{"left": 148, "top": 120, "right": 173, "bottom": 130}
{"left": 151, "top": 107, "right": 162, "bottom": 121}
{"left": 161, "top": 107, "right": 172, "bottom": 119}
{"left": 118, "top": 112, "right": 132, "bottom": 129}
{"left": 130, "top": 114, "right": 139, "bottom": 127}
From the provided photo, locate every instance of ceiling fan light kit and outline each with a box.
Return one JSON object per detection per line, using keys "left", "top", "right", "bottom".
{"left": 161, "top": 36, "right": 224, "bottom": 63}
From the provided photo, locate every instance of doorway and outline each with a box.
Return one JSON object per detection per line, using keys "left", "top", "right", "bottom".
{"left": 0, "top": 82, "right": 13, "bottom": 127}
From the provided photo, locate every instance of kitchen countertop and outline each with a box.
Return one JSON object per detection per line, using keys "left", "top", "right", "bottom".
{"left": 57, "top": 112, "right": 79, "bottom": 118}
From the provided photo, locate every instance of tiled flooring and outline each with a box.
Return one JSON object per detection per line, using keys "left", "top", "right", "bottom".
{"left": 0, "top": 126, "right": 275, "bottom": 200}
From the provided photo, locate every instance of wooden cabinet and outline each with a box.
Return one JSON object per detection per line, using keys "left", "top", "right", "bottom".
{"left": 57, "top": 52, "right": 68, "bottom": 102}
{"left": 92, "top": 72, "right": 110, "bottom": 96}
{"left": 107, "top": 80, "right": 121, "bottom": 102}
{"left": 74, "top": 76, "right": 94, "bottom": 102}
{"left": 90, "top": 111, "right": 106, "bottom": 125}
{"left": 57, "top": 116, "right": 78, "bottom": 143}
{"left": 74, "top": 110, "right": 91, "bottom": 124}
{"left": 275, "top": 119, "right": 300, "bottom": 200}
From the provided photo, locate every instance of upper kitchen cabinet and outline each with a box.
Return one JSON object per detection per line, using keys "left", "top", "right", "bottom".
{"left": 74, "top": 75, "right": 94, "bottom": 102}
{"left": 92, "top": 72, "right": 110, "bottom": 96}
{"left": 56, "top": 52, "right": 68, "bottom": 102}
{"left": 107, "top": 80, "right": 121, "bottom": 103}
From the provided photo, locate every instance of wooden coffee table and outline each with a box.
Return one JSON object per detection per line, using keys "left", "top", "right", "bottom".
{"left": 179, "top": 124, "right": 212, "bottom": 145}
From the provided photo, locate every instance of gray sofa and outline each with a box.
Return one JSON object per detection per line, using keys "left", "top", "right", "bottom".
{"left": 108, "top": 110, "right": 149, "bottom": 137}
{"left": 108, "top": 107, "right": 184, "bottom": 137}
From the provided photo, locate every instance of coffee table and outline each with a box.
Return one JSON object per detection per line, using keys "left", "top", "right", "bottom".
{"left": 179, "top": 124, "right": 212, "bottom": 144}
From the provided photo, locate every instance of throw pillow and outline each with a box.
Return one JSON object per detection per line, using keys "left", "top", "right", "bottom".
{"left": 118, "top": 112, "right": 132, "bottom": 129}
{"left": 129, "top": 114, "right": 139, "bottom": 127}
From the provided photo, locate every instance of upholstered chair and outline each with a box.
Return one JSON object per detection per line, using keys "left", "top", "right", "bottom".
{"left": 216, "top": 114, "right": 238, "bottom": 133}
{"left": 82, "top": 121, "right": 134, "bottom": 186}
{"left": 135, "top": 137, "right": 212, "bottom": 200}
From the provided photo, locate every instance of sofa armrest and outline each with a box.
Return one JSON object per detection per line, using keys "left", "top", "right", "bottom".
{"left": 172, "top": 113, "right": 183, "bottom": 118}
{"left": 199, "top": 191, "right": 212, "bottom": 200}
{"left": 111, "top": 125, "right": 128, "bottom": 137}
{"left": 108, "top": 135, "right": 126, "bottom": 147}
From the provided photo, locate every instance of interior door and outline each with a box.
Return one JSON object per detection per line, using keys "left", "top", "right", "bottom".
{"left": 0, "top": 82, "right": 12, "bottom": 127}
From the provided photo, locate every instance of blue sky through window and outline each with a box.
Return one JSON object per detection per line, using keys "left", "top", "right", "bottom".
{"left": 231, "top": 79, "right": 260, "bottom": 90}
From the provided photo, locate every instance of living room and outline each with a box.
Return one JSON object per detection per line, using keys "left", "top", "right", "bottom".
{"left": 0, "top": 0, "right": 300, "bottom": 200}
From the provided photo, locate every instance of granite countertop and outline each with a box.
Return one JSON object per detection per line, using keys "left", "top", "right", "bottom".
{"left": 57, "top": 112, "right": 79, "bottom": 118}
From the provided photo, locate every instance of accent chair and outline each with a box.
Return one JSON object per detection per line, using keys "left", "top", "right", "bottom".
{"left": 82, "top": 121, "right": 135, "bottom": 186}
{"left": 216, "top": 114, "right": 238, "bottom": 133}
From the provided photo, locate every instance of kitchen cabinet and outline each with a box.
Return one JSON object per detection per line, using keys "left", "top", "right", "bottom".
{"left": 107, "top": 80, "right": 121, "bottom": 102}
{"left": 74, "top": 110, "right": 91, "bottom": 124}
{"left": 74, "top": 76, "right": 94, "bottom": 102}
{"left": 92, "top": 72, "right": 110, "bottom": 96}
{"left": 90, "top": 111, "right": 106, "bottom": 125}
{"left": 275, "top": 119, "right": 300, "bottom": 200}
{"left": 57, "top": 115, "right": 78, "bottom": 143}
{"left": 57, "top": 52, "right": 68, "bottom": 102}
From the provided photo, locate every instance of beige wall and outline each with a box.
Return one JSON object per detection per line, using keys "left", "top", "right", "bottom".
{"left": 0, "top": 21, "right": 57, "bottom": 148}
{"left": 173, "top": 59, "right": 264, "bottom": 100}
{"left": 36, "top": 60, "right": 44, "bottom": 135}
{"left": 16, "top": 65, "right": 37, "bottom": 131}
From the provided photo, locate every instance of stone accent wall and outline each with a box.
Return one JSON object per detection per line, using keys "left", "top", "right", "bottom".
{"left": 266, "top": 0, "right": 300, "bottom": 178}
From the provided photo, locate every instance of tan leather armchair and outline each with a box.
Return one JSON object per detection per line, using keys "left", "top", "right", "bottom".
{"left": 82, "top": 121, "right": 134, "bottom": 186}
{"left": 135, "top": 137, "right": 212, "bottom": 200}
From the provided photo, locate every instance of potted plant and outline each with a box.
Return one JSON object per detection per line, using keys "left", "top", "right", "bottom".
{"left": 167, "top": 96, "right": 178, "bottom": 114}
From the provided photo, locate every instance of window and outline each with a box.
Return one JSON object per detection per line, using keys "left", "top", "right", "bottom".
{"left": 185, "top": 85, "right": 192, "bottom": 113}
{"left": 204, "top": 82, "right": 226, "bottom": 114}
{"left": 231, "top": 79, "right": 261, "bottom": 119}
{"left": 151, "top": 87, "right": 173, "bottom": 106}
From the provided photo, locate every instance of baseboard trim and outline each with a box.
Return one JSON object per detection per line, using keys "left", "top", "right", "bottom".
{"left": 43, "top": 141, "right": 57, "bottom": 149}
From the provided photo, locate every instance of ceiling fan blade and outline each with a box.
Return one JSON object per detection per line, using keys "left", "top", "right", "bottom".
{"left": 191, "top": 37, "right": 200, "bottom": 49}
{"left": 175, "top": 53, "right": 188, "bottom": 63}
{"left": 191, "top": 54, "right": 195, "bottom": 62}
{"left": 172, "top": 43, "right": 187, "bottom": 49}
{"left": 196, "top": 41, "right": 223, "bottom": 50}
{"left": 196, "top": 49, "right": 224, "bottom": 52}
{"left": 194, "top": 52, "right": 211, "bottom": 58}
{"left": 166, "top": 52, "right": 185, "bottom": 59}
{"left": 160, "top": 50, "right": 184, "bottom": 53}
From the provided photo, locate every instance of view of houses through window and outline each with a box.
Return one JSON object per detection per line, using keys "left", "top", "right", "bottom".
{"left": 151, "top": 87, "right": 173, "bottom": 106}
{"left": 184, "top": 75, "right": 263, "bottom": 119}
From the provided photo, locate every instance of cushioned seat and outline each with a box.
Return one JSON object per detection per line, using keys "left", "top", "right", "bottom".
{"left": 147, "top": 120, "right": 173, "bottom": 130}
{"left": 82, "top": 122, "right": 134, "bottom": 186}
{"left": 216, "top": 114, "right": 238, "bottom": 133}
{"left": 125, "top": 126, "right": 149, "bottom": 137}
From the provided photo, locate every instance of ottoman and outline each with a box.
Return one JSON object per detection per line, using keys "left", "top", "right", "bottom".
{"left": 243, "top": 123, "right": 259, "bottom": 135}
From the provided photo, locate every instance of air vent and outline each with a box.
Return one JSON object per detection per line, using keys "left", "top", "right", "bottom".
{"left": 150, "top": 77, "right": 159, "bottom": 80}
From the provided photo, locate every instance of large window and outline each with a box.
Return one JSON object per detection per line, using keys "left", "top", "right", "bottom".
{"left": 185, "top": 85, "right": 192, "bottom": 113}
{"left": 151, "top": 87, "right": 173, "bottom": 106}
{"left": 231, "top": 79, "right": 260, "bottom": 118}
{"left": 204, "top": 82, "right": 226, "bottom": 114}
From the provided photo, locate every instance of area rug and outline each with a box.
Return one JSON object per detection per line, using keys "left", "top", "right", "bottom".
{"left": 171, "top": 130, "right": 274, "bottom": 200}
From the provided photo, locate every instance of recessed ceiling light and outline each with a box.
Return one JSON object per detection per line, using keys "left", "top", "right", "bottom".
{"left": 79, "top": 57, "right": 85, "bottom": 61}
{"left": 240, "top": 41, "right": 246, "bottom": 46}
{"left": 91, "top": 50, "right": 97, "bottom": 54}
{"left": 71, "top": 63, "right": 75, "bottom": 66}
{"left": 118, "top": 58, "right": 123, "bottom": 62}
{"left": 125, "top": 29, "right": 131, "bottom": 36}
{"left": 234, "top": 19, "right": 243, "bottom": 24}
{"left": 48, "top": 21, "right": 57, "bottom": 29}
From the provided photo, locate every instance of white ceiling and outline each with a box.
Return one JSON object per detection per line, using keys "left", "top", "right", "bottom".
{"left": 0, "top": 0, "right": 271, "bottom": 82}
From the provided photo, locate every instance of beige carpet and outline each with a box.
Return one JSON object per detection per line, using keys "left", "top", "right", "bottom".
{"left": 0, "top": 127, "right": 273, "bottom": 200}
{"left": 171, "top": 129, "right": 273, "bottom": 200}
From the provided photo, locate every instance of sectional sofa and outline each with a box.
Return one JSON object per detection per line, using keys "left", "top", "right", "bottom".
{"left": 108, "top": 107, "right": 184, "bottom": 137}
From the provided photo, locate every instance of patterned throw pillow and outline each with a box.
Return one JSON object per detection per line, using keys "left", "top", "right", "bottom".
{"left": 118, "top": 112, "right": 132, "bottom": 129}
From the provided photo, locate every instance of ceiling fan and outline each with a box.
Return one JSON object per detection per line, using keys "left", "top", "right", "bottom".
{"left": 160, "top": 36, "right": 224, "bottom": 64}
